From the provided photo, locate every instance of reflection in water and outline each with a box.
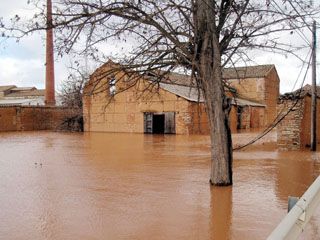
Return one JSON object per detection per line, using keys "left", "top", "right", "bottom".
{"left": 0, "top": 131, "right": 320, "bottom": 239}
{"left": 210, "top": 186, "right": 232, "bottom": 240}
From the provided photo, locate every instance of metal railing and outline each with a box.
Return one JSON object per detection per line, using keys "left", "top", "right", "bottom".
{"left": 267, "top": 175, "right": 320, "bottom": 240}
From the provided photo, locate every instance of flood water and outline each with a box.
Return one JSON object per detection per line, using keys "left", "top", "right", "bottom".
{"left": 1, "top": 131, "right": 320, "bottom": 239}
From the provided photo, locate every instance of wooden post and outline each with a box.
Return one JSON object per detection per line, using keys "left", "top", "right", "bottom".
{"left": 311, "top": 21, "right": 317, "bottom": 151}
{"left": 45, "top": 0, "right": 56, "bottom": 106}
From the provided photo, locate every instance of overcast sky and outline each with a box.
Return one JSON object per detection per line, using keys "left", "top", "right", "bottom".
{"left": 0, "top": 1, "right": 319, "bottom": 93}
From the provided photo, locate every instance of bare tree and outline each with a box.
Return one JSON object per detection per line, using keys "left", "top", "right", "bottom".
{"left": 1, "top": 0, "right": 318, "bottom": 185}
{"left": 59, "top": 67, "right": 88, "bottom": 109}
{"left": 58, "top": 66, "right": 89, "bottom": 132}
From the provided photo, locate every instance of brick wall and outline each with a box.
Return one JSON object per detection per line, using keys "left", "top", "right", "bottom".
{"left": 264, "top": 68, "right": 280, "bottom": 126}
{"left": 83, "top": 78, "right": 198, "bottom": 134}
{"left": 185, "top": 103, "right": 209, "bottom": 134}
{"left": 300, "top": 96, "right": 320, "bottom": 148}
{"left": 83, "top": 66, "right": 268, "bottom": 135}
{"left": 228, "top": 77, "right": 265, "bottom": 103}
{"left": 0, "top": 106, "right": 78, "bottom": 132}
{"left": 227, "top": 68, "right": 279, "bottom": 127}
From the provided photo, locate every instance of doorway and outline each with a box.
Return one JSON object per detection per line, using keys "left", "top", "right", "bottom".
{"left": 152, "top": 114, "right": 165, "bottom": 134}
{"left": 144, "top": 112, "right": 175, "bottom": 134}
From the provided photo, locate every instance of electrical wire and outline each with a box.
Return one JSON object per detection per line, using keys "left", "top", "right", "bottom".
{"left": 232, "top": 1, "right": 317, "bottom": 150}
{"left": 233, "top": 51, "right": 313, "bottom": 151}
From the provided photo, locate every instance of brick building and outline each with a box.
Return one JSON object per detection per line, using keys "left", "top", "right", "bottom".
{"left": 83, "top": 62, "right": 280, "bottom": 134}
{"left": 223, "top": 64, "right": 280, "bottom": 127}
{"left": 277, "top": 85, "right": 320, "bottom": 150}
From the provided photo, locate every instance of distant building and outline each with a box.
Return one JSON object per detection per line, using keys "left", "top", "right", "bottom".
{"left": 83, "top": 62, "right": 280, "bottom": 134}
{"left": 0, "top": 85, "right": 45, "bottom": 106}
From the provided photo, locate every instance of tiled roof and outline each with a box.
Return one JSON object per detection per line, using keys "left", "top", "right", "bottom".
{"left": 159, "top": 82, "right": 265, "bottom": 107}
{"left": 0, "top": 85, "right": 63, "bottom": 106}
{"left": 156, "top": 65, "right": 273, "bottom": 106}
{"left": 0, "top": 85, "right": 45, "bottom": 98}
{"left": 5, "top": 89, "right": 45, "bottom": 97}
{"left": 280, "top": 84, "right": 320, "bottom": 100}
{"left": 159, "top": 82, "right": 203, "bottom": 102}
{"left": 0, "top": 85, "right": 46, "bottom": 106}
{"left": 11, "top": 87, "right": 37, "bottom": 91}
{"left": 222, "top": 64, "right": 275, "bottom": 79}
{"left": 0, "top": 85, "right": 16, "bottom": 92}
{"left": 231, "top": 98, "right": 265, "bottom": 107}
{"left": 155, "top": 64, "right": 275, "bottom": 85}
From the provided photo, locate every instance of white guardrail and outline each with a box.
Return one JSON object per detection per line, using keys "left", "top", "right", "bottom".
{"left": 267, "top": 175, "right": 320, "bottom": 240}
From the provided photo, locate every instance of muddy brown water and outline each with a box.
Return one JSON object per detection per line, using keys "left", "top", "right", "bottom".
{"left": 1, "top": 131, "right": 320, "bottom": 239}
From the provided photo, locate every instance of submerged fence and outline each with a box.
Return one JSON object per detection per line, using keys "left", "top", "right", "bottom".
{"left": 267, "top": 175, "right": 320, "bottom": 240}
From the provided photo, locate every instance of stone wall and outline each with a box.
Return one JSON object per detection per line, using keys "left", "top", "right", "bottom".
{"left": 277, "top": 96, "right": 320, "bottom": 150}
{"left": 277, "top": 99, "right": 304, "bottom": 150}
{"left": 0, "top": 106, "right": 79, "bottom": 132}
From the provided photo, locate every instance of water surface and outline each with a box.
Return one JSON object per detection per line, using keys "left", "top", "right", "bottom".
{"left": 0, "top": 131, "right": 320, "bottom": 239}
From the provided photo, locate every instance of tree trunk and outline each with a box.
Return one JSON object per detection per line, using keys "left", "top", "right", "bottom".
{"left": 195, "top": 0, "right": 233, "bottom": 185}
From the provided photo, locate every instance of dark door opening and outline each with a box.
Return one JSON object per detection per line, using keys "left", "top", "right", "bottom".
{"left": 236, "top": 106, "right": 243, "bottom": 130}
{"left": 152, "top": 114, "right": 165, "bottom": 134}
{"left": 144, "top": 112, "right": 175, "bottom": 134}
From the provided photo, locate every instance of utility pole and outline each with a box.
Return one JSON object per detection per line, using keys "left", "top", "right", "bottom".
{"left": 45, "top": 0, "right": 56, "bottom": 106}
{"left": 311, "top": 20, "right": 317, "bottom": 151}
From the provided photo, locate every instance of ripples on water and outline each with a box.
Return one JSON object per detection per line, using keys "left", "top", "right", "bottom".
{"left": 0, "top": 131, "right": 320, "bottom": 239}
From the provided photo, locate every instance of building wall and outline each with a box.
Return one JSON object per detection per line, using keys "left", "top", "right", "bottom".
{"left": 277, "top": 99, "right": 304, "bottom": 150}
{"left": 227, "top": 67, "right": 279, "bottom": 127}
{"left": 83, "top": 78, "right": 263, "bottom": 135}
{"left": 300, "top": 96, "right": 320, "bottom": 148}
{"left": 277, "top": 96, "right": 320, "bottom": 150}
{"left": 83, "top": 71, "right": 197, "bottom": 134}
{"left": 228, "top": 77, "right": 265, "bottom": 103}
{"left": 0, "top": 106, "right": 77, "bottom": 131}
{"left": 185, "top": 103, "right": 209, "bottom": 134}
{"left": 84, "top": 65, "right": 268, "bottom": 135}
{"left": 264, "top": 68, "right": 280, "bottom": 126}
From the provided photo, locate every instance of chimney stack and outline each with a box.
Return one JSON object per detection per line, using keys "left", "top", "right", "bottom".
{"left": 45, "top": 0, "right": 55, "bottom": 106}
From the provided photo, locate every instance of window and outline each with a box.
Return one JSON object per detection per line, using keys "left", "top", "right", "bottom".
{"left": 109, "top": 77, "right": 116, "bottom": 96}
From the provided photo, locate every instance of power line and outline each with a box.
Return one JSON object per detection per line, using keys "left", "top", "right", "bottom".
{"left": 271, "top": 0, "right": 311, "bottom": 46}
{"left": 288, "top": 1, "right": 313, "bottom": 32}
{"left": 233, "top": 1, "right": 317, "bottom": 150}
{"left": 233, "top": 51, "right": 313, "bottom": 151}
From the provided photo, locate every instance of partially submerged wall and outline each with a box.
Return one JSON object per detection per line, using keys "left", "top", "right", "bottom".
{"left": 277, "top": 96, "right": 320, "bottom": 150}
{"left": 0, "top": 106, "right": 80, "bottom": 132}
{"left": 83, "top": 82, "right": 202, "bottom": 134}
{"left": 277, "top": 99, "right": 304, "bottom": 150}
{"left": 83, "top": 64, "right": 268, "bottom": 135}
{"left": 300, "top": 96, "right": 320, "bottom": 148}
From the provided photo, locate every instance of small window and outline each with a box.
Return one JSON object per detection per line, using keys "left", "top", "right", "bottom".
{"left": 109, "top": 77, "right": 116, "bottom": 96}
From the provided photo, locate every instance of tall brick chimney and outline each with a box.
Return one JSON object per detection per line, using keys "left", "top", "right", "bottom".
{"left": 45, "top": 0, "right": 55, "bottom": 105}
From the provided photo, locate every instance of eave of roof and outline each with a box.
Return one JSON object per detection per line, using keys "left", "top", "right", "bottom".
{"left": 0, "top": 85, "right": 16, "bottom": 92}
{"left": 5, "top": 89, "right": 45, "bottom": 97}
{"left": 159, "top": 82, "right": 265, "bottom": 107}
